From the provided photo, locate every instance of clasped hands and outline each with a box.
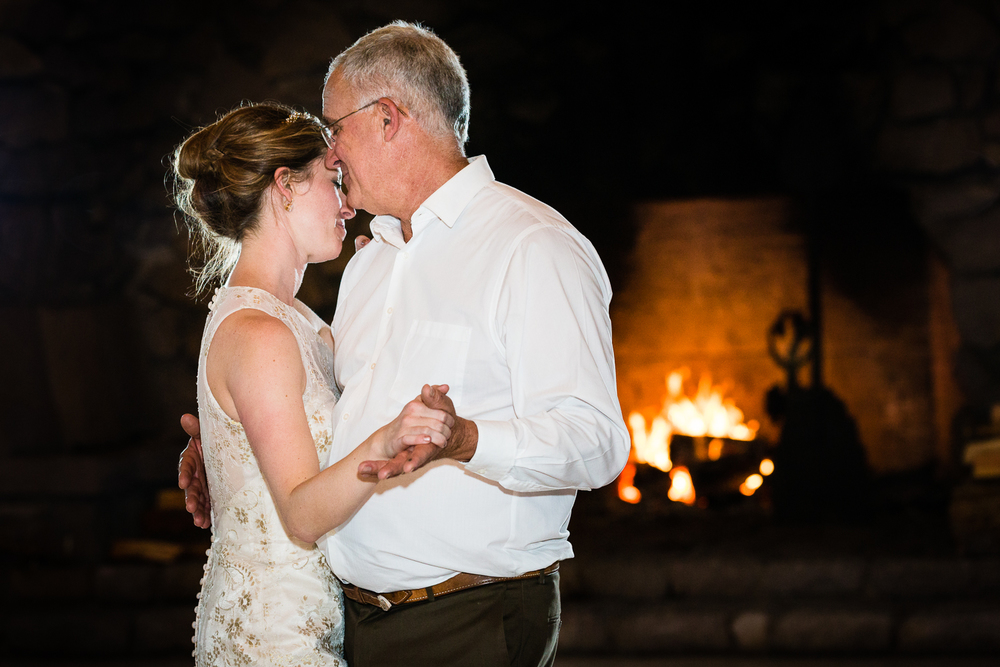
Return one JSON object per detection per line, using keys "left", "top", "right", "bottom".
{"left": 359, "top": 383, "right": 456, "bottom": 479}
{"left": 178, "top": 383, "right": 459, "bottom": 529}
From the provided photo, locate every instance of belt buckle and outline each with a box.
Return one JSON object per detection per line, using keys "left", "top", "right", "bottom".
{"left": 376, "top": 594, "right": 392, "bottom": 611}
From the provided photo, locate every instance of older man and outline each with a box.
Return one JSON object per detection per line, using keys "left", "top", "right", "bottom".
{"left": 181, "top": 21, "right": 628, "bottom": 667}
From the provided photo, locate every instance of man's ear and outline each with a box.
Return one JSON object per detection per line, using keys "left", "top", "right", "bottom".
{"left": 378, "top": 97, "right": 406, "bottom": 142}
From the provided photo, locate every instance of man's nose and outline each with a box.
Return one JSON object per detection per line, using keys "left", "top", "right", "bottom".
{"left": 324, "top": 148, "right": 339, "bottom": 169}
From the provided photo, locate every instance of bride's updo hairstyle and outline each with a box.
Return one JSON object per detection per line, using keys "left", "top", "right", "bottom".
{"left": 172, "top": 101, "right": 328, "bottom": 295}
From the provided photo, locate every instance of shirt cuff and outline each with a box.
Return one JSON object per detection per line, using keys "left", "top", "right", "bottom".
{"left": 464, "top": 419, "right": 516, "bottom": 481}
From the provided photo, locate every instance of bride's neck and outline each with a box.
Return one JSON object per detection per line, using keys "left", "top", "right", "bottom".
{"left": 227, "top": 230, "right": 305, "bottom": 306}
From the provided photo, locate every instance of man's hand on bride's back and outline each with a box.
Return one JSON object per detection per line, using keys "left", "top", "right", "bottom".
{"left": 179, "top": 414, "right": 212, "bottom": 529}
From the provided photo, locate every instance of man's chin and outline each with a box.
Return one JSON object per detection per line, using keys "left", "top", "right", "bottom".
{"left": 345, "top": 193, "right": 370, "bottom": 215}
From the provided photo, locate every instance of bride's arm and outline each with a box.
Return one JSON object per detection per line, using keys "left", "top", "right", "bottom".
{"left": 210, "top": 311, "right": 452, "bottom": 543}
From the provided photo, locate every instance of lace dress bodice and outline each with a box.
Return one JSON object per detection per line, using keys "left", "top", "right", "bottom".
{"left": 193, "top": 286, "right": 345, "bottom": 666}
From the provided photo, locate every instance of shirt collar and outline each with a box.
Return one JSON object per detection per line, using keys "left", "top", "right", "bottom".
{"left": 368, "top": 155, "right": 494, "bottom": 248}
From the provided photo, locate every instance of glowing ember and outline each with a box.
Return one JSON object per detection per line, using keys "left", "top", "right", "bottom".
{"left": 620, "top": 369, "right": 761, "bottom": 503}
{"left": 707, "top": 438, "right": 724, "bottom": 461}
{"left": 667, "top": 466, "right": 696, "bottom": 505}
{"left": 759, "top": 458, "right": 774, "bottom": 476}
{"left": 739, "top": 473, "right": 764, "bottom": 496}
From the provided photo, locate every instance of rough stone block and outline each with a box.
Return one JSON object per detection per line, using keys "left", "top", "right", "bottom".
{"left": 4, "top": 607, "right": 131, "bottom": 656}
{"left": 868, "top": 559, "right": 974, "bottom": 597}
{"left": 94, "top": 564, "right": 155, "bottom": 602}
{"left": 935, "top": 208, "right": 1000, "bottom": 274}
{"left": 579, "top": 554, "right": 671, "bottom": 599}
{"left": 772, "top": 608, "right": 893, "bottom": 651}
{"left": 759, "top": 560, "right": 865, "bottom": 596}
{"left": 952, "top": 278, "right": 1000, "bottom": 349}
{"left": 260, "top": 8, "right": 352, "bottom": 79}
{"left": 671, "top": 558, "right": 763, "bottom": 597}
{"left": 0, "top": 305, "right": 62, "bottom": 454}
{"left": 956, "top": 65, "right": 986, "bottom": 109}
{"left": 901, "top": 3, "right": 999, "bottom": 60}
{"left": 0, "top": 501, "right": 103, "bottom": 560}
{"left": 0, "top": 84, "right": 67, "bottom": 147}
{"left": 891, "top": 68, "right": 955, "bottom": 120}
{"left": 732, "top": 610, "right": 770, "bottom": 651}
{"left": 0, "top": 456, "right": 112, "bottom": 497}
{"left": 908, "top": 175, "right": 1000, "bottom": 229}
{"left": 7, "top": 565, "right": 89, "bottom": 601}
{"left": 611, "top": 606, "right": 730, "bottom": 652}
{"left": 157, "top": 561, "right": 205, "bottom": 601}
{"left": 558, "top": 604, "right": 613, "bottom": 652}
{"left": 899, "top": 609, "right": 1000, "bottom": 652}
{"left": 38, "top": 302, "right": 150, "bottom": 447}
{"left": 875, "top": 119, "right": 982, "bottom": 174}
{"left": 972, "top": 559, "right": 1000, "bottom": 593}
{"left": 134, "top": 606, "right": 198, "bottom": 653}
{"left": 985, "top": 109, "right": 1000, "bottom": 138}
{"left": 0, "top": 36, "right": 43, "bottom": 79}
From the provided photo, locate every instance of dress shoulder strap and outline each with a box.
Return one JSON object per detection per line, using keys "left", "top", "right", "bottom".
{"left": 199, "top": 286, "right": 332, "bottom": 398}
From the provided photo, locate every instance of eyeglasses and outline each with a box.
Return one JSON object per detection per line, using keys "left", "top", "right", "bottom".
{"left": 321, "top": 100, "right": 378, "bottom": 148}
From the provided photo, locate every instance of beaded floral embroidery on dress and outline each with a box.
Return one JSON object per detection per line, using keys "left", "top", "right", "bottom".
{"left": 193, "top": 286, "right": 344, "bottom": 666}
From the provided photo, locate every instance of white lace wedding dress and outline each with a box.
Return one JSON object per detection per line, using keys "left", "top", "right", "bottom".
{"left": 192, "top": 286, "right": 346, "bottom": 666}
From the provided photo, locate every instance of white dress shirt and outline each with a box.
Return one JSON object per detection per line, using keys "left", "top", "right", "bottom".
{"left": 321, "top": 155, "right": 629, "bottom": 592}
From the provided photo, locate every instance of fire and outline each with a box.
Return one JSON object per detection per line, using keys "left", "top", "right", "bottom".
{"left": 739, "top": 473, "right": 764, "bottom": 496}
{"left": 667, "top": 466, "right": 696, "bottom": 505}
{"left": 739, "top": 460, "right": 774, "bottom": 496}
{"left": 617, "top": 461, "right": 641, "bottom": 504}
{"left": 628, "top": 412, "right": 673, "bottom": 472}
{"left": 759, "top": 458, "right": 774, "bottom": 475}
{"left": 662, "top": 371, "right": 759, "bottom": 441}
{"left": 620, "top": 369, "right": 761, "bottom": 504}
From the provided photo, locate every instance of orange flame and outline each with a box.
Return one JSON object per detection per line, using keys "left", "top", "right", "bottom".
{"left": 667, "top": 466, "right": 696, "bottom": 505}
{"left": 619, "top": 369, "right": 760, "bottom": 503}
{"left": 617, "top": 461, "right": 641, "bottom": 504}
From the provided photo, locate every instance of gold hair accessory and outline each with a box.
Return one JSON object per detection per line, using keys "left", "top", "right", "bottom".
{"left": 283, "top": 111, "right": 307, "bottom": 124}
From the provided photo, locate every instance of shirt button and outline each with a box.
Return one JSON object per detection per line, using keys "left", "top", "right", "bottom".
{"left": 386, "top": 307, "right": 393, "bottom": 314}
{"left": 370, "top": 363, "right": 376, "bottom": 369}
{"left": 343, "top": 413, "right": 349, "bottom": 420}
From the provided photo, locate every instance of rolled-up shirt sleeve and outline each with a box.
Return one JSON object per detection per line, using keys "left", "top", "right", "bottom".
{"left": 464, "top": 224, "right": 631, "bottom": 492}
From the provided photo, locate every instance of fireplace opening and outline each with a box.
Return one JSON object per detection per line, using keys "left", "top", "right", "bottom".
{"left": 604, "top": 196, "right": 975, "bottom": 536}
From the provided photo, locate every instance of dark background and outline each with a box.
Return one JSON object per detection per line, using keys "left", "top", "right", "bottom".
{"left": 2, "top": 0, "right": 1000, "bottom": 661}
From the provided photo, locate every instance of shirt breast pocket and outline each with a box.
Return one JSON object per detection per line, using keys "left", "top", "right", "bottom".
{"left": 388, "top": 321, "right": 472, "bottom": 409}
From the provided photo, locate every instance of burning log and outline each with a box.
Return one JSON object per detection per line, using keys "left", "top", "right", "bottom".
{"left": 620, "top": 369, "right": 771, "bottom": 506}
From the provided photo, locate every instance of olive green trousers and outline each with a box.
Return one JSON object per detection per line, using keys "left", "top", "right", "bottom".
{"left": 343, "top": 571, "right": 561, "bottom": 667}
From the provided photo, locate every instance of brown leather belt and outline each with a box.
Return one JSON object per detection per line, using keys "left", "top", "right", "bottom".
{"left": 341, "top": 562, "right": 560, "bottom": 611}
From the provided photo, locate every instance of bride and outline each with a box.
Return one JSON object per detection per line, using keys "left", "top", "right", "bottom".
{"left": 171, "top": 101, "right": 453, "bottom": 665}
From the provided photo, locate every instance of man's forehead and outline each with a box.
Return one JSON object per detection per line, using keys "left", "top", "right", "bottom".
{"left": 321, "top": 72, "right": 351, "bottom": 119}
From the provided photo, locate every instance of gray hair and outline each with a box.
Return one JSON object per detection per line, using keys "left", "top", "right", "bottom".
{"left": 326, "top": 21, "right": 470, "bottom": 150}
